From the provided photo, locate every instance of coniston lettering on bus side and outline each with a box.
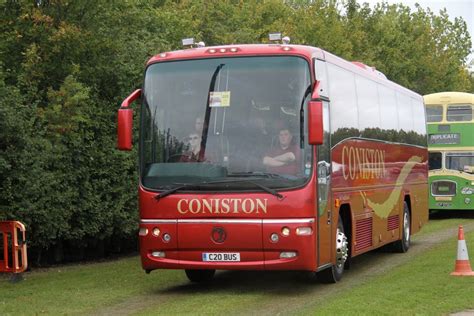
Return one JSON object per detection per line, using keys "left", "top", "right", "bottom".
{"left": 177, "top": 198, "right": 268, "bottom": 214}
{"left": 342, "top": 146, "right": 387, "bottom": 180}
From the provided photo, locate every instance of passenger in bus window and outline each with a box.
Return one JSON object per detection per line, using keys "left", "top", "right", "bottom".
{"left": 262, "top": 127, "right": 300, "bottom": 174}
{"left": 180, "top": 133, "right": 204, "bottom": 162}
{"left": 195, "top": 116, "right": 205, "bottom": 134}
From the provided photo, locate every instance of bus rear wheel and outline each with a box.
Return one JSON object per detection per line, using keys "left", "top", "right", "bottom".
{"left": 392, "top": 202, "right": 411, "bottom": 253}
{"left": 317, "top": 218, "right": 348, "bottom": 283}
{"left": 185, "top": 269, "right": 215, "bottom": 283}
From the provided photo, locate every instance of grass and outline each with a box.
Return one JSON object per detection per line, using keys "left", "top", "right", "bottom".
{"left": 303, "top": 230, "right": 474, "bottom": 315}
{"left": 1, "top": 215, "right": 473, "bottom": 315}
{"left": 0, "top": 257, "right": 187, "bottom": 315}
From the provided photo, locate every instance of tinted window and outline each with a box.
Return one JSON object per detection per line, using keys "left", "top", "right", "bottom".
{"left": 428, "top": 152, "right": 442, "bottom": 170}
{"left": 356, "top": 75, "right": 380, "bottom": 129}
{"left": 141, "top": 56, "right": 312, "bottom": 190}
{"left": 327, "top": 63, "right": 358, "bottom": 131}
{"left": 397, "top": 92, "right": 414, "bottom": 132}
{"left": 378, "top": 84, "right": 398, "bottom": 130}
{"left": 447, "top": 105, "right": 472, "bottom": 122}
{"left": 426, "top": 105, "right": 443, "bottom": 122}
{"left": 412, "top": 98, "right": 426, "bottom": 135}
{"left": 314, "top": 59, "right": 329, "bottom": 98}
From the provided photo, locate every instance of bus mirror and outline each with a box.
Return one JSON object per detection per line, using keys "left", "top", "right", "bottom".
{"left": 308, "top": 100, "right": 323, "bottom": 145}
{"left": 117, "top": 108, "right": 133, "bottom": 150}
{"left": 117, "top": 89, "right": 141, "bottom": 151}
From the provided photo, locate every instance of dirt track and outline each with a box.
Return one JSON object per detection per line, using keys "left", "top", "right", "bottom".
{"left": 93, "top": 220, "right": 474, "bottom": 316}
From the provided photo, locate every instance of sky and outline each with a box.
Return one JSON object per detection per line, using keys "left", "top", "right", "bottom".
{"left": 359, "top": 0, "right": 473, "bottom": 70}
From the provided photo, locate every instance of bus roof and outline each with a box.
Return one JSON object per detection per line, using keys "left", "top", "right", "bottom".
{"left": 424, "top": 92, "right": 474, "bottom": 105}
{"left": 147, "top": 43, "right": 421, "bottom": 100}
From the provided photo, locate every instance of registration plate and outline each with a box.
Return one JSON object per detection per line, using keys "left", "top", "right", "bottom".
{"left": 202, "top": 253, "right": 241, "bottom": 262}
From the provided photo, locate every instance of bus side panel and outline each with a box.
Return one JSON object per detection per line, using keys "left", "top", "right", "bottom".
{"left": 331, "top": 138, "right": 428, "bottom": 256}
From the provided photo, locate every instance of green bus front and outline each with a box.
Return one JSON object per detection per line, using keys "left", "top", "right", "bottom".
{"left": 425, "top": 94, "right": 474, "bottom": 211}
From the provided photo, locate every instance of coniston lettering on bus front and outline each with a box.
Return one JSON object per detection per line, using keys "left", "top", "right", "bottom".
{"left": 177, "top": 198, "right": 268, "bottom": 214}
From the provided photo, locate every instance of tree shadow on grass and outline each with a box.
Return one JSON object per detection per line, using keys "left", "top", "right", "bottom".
{"left": 429, "top": 210, "right": 474, "bottom": 220}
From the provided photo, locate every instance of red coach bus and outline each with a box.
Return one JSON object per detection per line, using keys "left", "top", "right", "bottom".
{"left": 117, "top": 38, "right": 428, "bottom": 283}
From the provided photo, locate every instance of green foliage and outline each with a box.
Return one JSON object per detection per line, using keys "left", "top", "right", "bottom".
{"left": 0, "top": 0, "right": 472, "bottom": 263}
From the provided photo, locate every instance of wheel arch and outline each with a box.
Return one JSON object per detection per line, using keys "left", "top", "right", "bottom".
{"left": 338, "top": 203, "right": 352, "bottom": 264}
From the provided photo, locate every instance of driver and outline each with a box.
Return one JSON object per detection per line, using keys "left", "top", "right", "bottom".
{"left": 263, "top": 127, "right": 300, "bottom": 174}
{"left": 180, "top": 133, "right": 204, "bottom": 162}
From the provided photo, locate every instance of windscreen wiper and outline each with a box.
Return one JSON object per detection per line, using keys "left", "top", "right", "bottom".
{"left": 154, "top": 178, "right": 284, "bottom": 201}
{"left": 154, "top": 180, "right": 230, "bottom": 201}
{"left": 227, "top": 171, "right": 289, "bottom": 179}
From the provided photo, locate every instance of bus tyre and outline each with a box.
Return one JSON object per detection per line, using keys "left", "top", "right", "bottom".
{"left": 185, "top": 269, "right": 215, "bottom": 283}
{"left": 317, "top": 218, "right": 348, "bottom": 283}
{"left": 393, "top": 202, "right": 411, "bottom": 253}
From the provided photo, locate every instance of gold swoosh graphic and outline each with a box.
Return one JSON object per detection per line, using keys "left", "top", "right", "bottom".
{"left": 360, "top": 156, "right": 423, "bottom": 219}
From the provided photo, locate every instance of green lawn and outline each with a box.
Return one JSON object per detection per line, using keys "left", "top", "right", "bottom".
{"left": 308, "top": 230, "right": 474, "bottom": 315}
{"left": 0, "top": 257, "right": 187, "bottom": 315}
{"left": 1, "top": 217, "right": 473, "bottom": 315}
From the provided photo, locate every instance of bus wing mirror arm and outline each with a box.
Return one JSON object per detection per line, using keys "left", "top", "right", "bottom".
{"left": 117, "top": 89, "right": 142, "bottom": 151}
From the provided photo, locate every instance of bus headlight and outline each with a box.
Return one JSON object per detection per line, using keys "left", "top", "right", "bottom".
{"left": 461, "top": 187, "right": 473, "bottom": 195}
{"left": 152, "top": 251, "right": 166, "bottom": 258}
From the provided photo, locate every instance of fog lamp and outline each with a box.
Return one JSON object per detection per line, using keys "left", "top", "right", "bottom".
{"left": 296, "top": 227, "right": 313, "bottom": 236}
{"left": 162, "top": 233, "right": 171, "bottom": 243}
{"left": 270, "top": 233, "right": 279, "bottom": 243}
{"left": 139, "top": 228, "right": 148, "bottom": 236}
{"left": 281, "top": 227, "right": 290, "bottom": 236}
{"left": 280, "top": 252, "right": 297, "bottom": 259}
{"left": 151, "top": 251, "right": 165, "bottom": 258}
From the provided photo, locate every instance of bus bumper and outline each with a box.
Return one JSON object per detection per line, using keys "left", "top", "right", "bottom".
{"left": 139, "top": 219, "right": 317, "bottom": 271}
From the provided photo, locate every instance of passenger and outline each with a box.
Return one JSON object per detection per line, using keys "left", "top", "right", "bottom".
{"left": 263, "top": 128, "right": 300, "bottom": 174}
{"left": 195, "top": 116, "right": 205, "bottom": 134}
{"left": 180, "top": 131, "right": 217, "bottom": 163}
{"left": 180, "top": 133, "right": 204, "bottom": 162}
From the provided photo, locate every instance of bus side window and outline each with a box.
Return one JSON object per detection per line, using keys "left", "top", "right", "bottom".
{"left": 429, "top": 152, "right": 442, "bottom": 170}
{"left": 447, "top": 105, "right": 473, "bottom": 122}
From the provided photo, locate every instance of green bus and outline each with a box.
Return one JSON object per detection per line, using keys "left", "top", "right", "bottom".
{"left": 424, "top": 92, "right": 474, "bottom": 211}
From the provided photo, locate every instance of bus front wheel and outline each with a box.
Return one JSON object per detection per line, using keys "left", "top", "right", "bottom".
{"left": 317, "top": 218, "right": 348, "bottom": 283}
{"left": 185, "top": 269, "right": 215, "bottom": 283}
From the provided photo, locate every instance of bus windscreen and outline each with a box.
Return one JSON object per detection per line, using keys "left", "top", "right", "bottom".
{"left": 140, "top": 56, "right": 312, "bottom": 191}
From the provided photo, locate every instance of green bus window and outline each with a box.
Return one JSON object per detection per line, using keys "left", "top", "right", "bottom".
{"left": 446, "top": 153, "right": 474, "bottom": 173}
{"left": 426, "top": 105, "right": 443, "bottom": 122}
{"left": 428, "top": 152, "right": 442, "bottom": 170}
{"left": 447, "top": 105, "right": 472, "bottom": 122}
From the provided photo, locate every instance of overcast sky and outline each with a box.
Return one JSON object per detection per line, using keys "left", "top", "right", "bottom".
{"left": 359, "top": 0, "right": 473, "bottom": 69}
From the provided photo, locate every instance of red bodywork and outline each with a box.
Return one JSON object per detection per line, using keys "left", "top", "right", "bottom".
{"left": 132, "top": 44, "right": 428, "bottom": 273}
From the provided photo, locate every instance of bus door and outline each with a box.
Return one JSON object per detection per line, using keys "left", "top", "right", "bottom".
{"left": 316, "top": 100, "right": 332, "bottom": 266}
